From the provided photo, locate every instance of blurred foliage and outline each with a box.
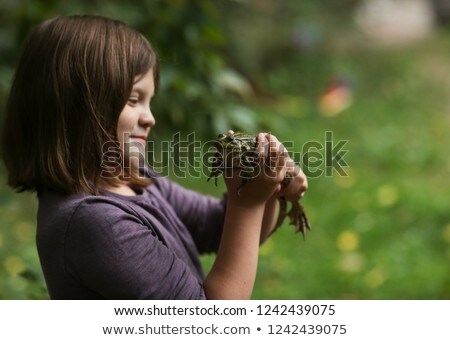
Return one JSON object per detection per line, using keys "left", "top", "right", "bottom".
{"left": 0, "top": 0, "right": 261, "bottom": 138}
{"left": 1, "top": 0, "right": 450, "bottom": 299}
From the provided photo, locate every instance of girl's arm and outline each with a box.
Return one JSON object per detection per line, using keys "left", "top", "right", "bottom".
{"left": 260, "top": 195, "right": 279, "bottom": 244}
{"left": 260, "top": 160, "right": 308, "bottom": 244}
{"left": 203, "top": 133, "right": 286, "bottom": 299}
{"left": 203, "top": 200, "right": 266, "bottom": 299}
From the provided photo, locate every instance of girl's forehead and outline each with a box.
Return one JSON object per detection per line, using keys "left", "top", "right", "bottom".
{"left": 132, "top": 69, "right": 155, "bottom": 93}
{"left": 133, "top": 68, "right": 154, "bottom": 83}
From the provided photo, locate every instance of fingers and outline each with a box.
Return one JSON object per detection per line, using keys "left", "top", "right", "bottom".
{"left": 237, "top": 131, "right": 305, "bottom": 196}
{"left": 223, "top": 129, "right": 308, "bottom": 202}
{"left": 261, "top": 135, "right": 308, "bottom": 201}
{"left": 300, "top": 174, "right": 308, "bottom": 195}
{"left": 294, "top": 165, "right": 308, "bottom": 196}
{"left": 285, "top": 157, "right": 298, "bottom": 176}
{"left": 256, "top": 132, "right": 266, "bottom": 157}
{"left": 278, "top": 168, "right": 308, "bottom": 201}
{"left": 257, "top": 133, "right": 287, "bottom": 182}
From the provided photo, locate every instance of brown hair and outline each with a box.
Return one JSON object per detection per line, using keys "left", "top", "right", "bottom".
{"left": 2, "top": 15, "right": 159, "bottom": 195}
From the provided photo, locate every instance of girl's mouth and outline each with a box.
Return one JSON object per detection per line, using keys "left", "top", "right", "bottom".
{"left": 130, "top": 136, "right": 147, "bottom": 144}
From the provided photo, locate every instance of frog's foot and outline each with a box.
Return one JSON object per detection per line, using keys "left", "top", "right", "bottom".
{"left": 287, "top": 201, "right": 311, "bottom": 240}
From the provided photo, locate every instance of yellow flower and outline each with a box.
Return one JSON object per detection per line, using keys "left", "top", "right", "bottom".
{"left": 377, "top": 185, "right": 399, "bottom": 207}
{"left": 338, "top": 252, "right": 365, "bottom": 273}
{"left": 337, "top": 231, "right": 360, "bottom": 252}
{"left": 334, "top": 172, "right": 356, "bottom": 188}
{"left": 13, "top": 221, "right": 33, "bottom": 242}
{"left": 4, "top": 256, "right": 25, "bottom": 276}
{"left": 364, "top": 267, "right": 387, "bottom": 288}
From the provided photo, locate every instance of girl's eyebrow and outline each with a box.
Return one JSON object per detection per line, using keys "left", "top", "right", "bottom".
{"left": 131, "top": 86, "right": 154, "bottom": 98}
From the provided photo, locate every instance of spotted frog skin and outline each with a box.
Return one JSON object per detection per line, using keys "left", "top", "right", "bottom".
{"left": 207, "top": 132, "right": 311, "bottom": 240}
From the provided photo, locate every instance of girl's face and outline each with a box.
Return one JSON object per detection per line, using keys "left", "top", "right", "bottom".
{"left": 117, "top": 68, "right": 155, "bottom": 164}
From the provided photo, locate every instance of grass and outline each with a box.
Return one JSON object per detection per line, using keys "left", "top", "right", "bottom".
{"left": 199, "top": 29, "right": 450, "bottom": 299}
{"left": 0, "top": 28, "right": 449, "bottom": 299}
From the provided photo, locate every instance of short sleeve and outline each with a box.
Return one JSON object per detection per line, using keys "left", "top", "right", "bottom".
{"left": 65, "top": 200, "right": 207, "bottom": 299}
{"left": 155, "top": 177, "right": 226, "bottom": 254}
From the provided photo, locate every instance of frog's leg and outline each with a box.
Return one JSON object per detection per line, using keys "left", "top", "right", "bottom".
{"left": 207, "top": 151, "right": 224, "bottom": 186}
{"left": 287, "top": 201, "right": 311, "bottom": 240}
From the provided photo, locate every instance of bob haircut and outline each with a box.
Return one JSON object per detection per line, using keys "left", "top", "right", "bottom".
{"left": 2, "top": 15, "right": 159, "bottom": 195}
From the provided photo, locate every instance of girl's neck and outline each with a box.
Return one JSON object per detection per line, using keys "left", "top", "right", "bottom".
{"left": 106, "top": 183, "right": 138, "bottom": 196}
{"left": 100, "top": 179, "right": 143, "bottom": 196}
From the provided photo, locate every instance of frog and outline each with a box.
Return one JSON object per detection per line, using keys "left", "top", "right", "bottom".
{"left": 207, "top": 132, "right": 311, "bottom": 240}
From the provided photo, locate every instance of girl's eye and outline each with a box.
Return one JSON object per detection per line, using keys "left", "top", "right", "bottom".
{"left": 128, "top": 98, "right": 138, "bottom": 105}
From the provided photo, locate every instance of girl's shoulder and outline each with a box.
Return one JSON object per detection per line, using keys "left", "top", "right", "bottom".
{"left": 37, "top": 190, "right": 135, "bottom": 232}
{"left": 38, "top": 189, "right": 133, "bottom": 213}
{"left": 36, "top": 167, "right": 186, "bottom": 239}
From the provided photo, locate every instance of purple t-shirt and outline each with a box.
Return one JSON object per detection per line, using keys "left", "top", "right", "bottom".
{"left": 36, "top": 172, "right": 226, "bottom": 299}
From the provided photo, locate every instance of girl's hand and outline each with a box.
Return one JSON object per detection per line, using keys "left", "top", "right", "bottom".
{"left": 224, "top": 132, "right": 287, "bottom": 208}
{"left": 277, "top": 158, "right": 308, "bottom": 202}
{"left": 258, "top": 132, "right": 308, "bottom": 203}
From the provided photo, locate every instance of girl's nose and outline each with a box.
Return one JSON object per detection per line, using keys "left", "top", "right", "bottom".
{"left": 140, "top": 108, "right": 155, "bottom": 127}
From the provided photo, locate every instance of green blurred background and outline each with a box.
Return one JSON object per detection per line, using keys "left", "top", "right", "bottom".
{"left": 0, "top": 0, "right": 449, "bottom": 299}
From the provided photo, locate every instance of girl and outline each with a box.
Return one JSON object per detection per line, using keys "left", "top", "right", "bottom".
{"left": 2, "top": 15, "right": 307, "bottom": 299}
